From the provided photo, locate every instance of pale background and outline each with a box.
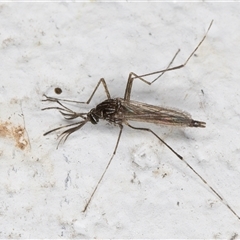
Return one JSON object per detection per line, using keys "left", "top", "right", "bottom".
{"left": 0, "top": 2, "right": 240, "bottom": 239}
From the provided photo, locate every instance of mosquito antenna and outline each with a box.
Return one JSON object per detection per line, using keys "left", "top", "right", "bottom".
{"left": 57, "top": 120, "right": 88, "bottom": 147}
{"left": 43, "top": 121, "right": 86, "bottom": 136}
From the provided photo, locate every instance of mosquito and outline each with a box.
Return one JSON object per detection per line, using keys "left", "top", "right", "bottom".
{"left": 42, "top": 20, "right": 240, "bottom": 221}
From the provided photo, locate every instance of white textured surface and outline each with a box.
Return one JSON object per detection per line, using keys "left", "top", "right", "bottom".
{"left": 1, "top": 2, "right": 240, "bottom": 239}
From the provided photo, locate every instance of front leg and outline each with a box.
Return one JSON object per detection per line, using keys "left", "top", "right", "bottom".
{"left": 43, "top": 78, "right": 111, "bottom": 105}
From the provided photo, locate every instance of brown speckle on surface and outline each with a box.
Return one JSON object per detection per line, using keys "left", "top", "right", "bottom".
{"left": 0, "top": 121, "right": 28, "bottom": 150}
{"left": 54, "top": 87, "right": 62, "bottom": 94}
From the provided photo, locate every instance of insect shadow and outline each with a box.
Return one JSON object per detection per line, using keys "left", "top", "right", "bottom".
{"left": 42, "top": 20, "right": 240, "bottom": 221}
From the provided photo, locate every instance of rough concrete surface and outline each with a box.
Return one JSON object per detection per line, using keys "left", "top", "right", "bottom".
{"left": 0, "top": 2, "right": 240, "bottom": 239}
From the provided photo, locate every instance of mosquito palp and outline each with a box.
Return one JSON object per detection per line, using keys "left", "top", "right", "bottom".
{"left": 42, "top": 20, "right": 240, "bottom": 221}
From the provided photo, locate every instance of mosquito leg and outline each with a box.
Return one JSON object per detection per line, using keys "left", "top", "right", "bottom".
{"left": 124, "top": 20, "right": 213, "bottom": 101}
{"left": 137, "top": 20, "right": 213, "bottom": 79}
{"left": 83, "top": 78, "right": 111, "bottom": 103}
{"left": 42, "top": 100, "right": 89, "bottom": 123}
{"left": 125, "top": 122, "right": 182, "bottom": 159}
{"left": 43, "top": 78, "right": 111, "bottom": 104}
{"left": 151, "top": 48, "right": 181, "bottom": 84}
{"left": 124, "top": 48, "right": 180, "bottom": 101}
{"left": 83, "top": 124, "right": 123, "bottom": 212}
{"left": 125, "top": 121, "right": 240, "bottom": 221}
{"left": 42, "top": 98, "right": 79, "bottom": 113}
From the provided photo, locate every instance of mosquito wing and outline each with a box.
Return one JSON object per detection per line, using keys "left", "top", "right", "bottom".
{"left": 118, "top": 98, "right": 205, "bottom": 128}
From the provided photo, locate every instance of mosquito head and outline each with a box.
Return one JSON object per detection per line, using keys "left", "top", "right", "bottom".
{"left": 88, "top": 109, "right": 99, "bottom": 124}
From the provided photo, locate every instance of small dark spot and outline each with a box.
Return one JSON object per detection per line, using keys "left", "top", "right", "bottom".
{"left": 149, "top": 32, "right": 152, "bottom": 36}
{"left": 201, "top": 89, "right": 204, "bottom": 95}
{"left": 177, "top": 201, "right": 179, "bottom": 206}
{"left": 194, "top": 53, "right": 198, "bottom": 57}
{"left": 162, "top": 173, "right": 167, "bottom": 178}
{"left": 230, "top": 233, "right": 238, "bottom": 240}
{"left": 54, "top": 87, "right": 62, "bottom": 94}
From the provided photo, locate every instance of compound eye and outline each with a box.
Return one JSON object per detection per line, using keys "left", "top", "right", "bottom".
{"left": 89, "top": 113, "right": 98, "bottom": 124}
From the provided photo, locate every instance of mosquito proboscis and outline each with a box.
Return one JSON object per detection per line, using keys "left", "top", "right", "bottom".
{"left": 42, "top": 20, "right": 240, "bottom": 221}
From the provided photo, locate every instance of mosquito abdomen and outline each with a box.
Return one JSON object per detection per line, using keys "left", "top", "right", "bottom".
{"left": 190, "top": 120, "right": 206, "bottom": 128}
